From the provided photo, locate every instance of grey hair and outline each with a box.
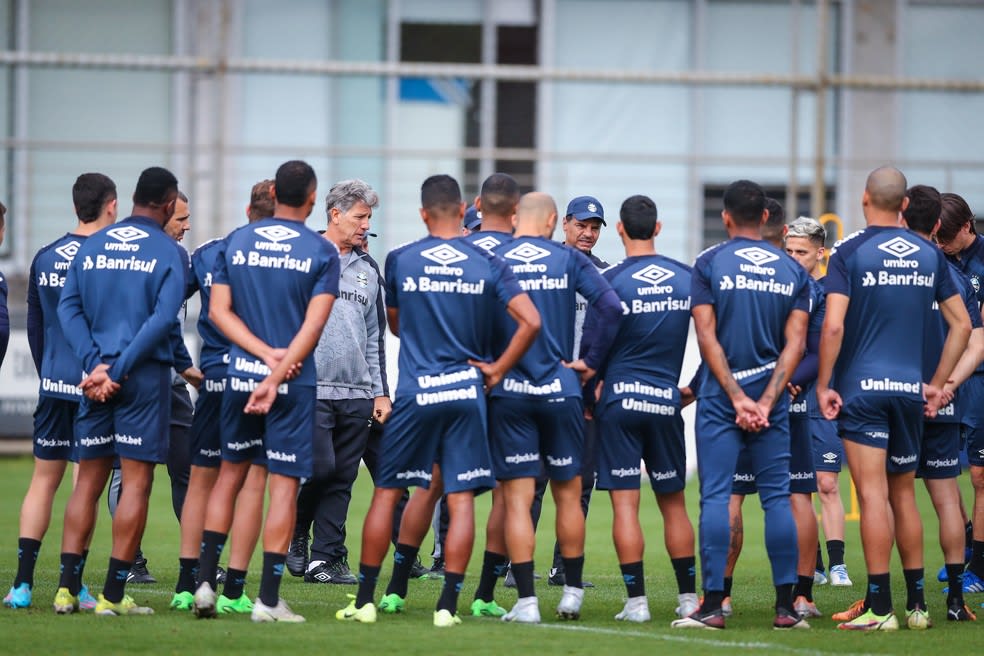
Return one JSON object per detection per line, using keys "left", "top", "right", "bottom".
{"left": 325, "top": 179, "right": 379, "bottom": 214}
{"left": 786, "top": 216, "right": 825, "bottom": 246}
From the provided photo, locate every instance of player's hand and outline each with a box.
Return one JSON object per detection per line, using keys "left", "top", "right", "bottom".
{"left": 181, "top": 366, "right": 204, "bottom": 389}
{"left": 562, "top": 359, "right": 597, "bottom": 385}
{"left": 594, "top": 379, "right": 603, "bottom": 403}
{"left": 732, "top": 394, "right": 767, "bottom": 431}
{"left": 817, "top": 387, "right": 842, "bottom": 420}
{"left": 244, "top": 378, "right": 278, "bottom": 415}
{"left": 263, "top": 347, "right": 302, "bottom": 380}
{"left": 923, "top": 383, "right": 944, "bottom": 419}
{"left": 373, "top": 396, "right": 392, "bottom": 425}
{"left": 468, "top": 359, "right": 503, "bottom": 392}
{"left": 679, "top": 386, "right": 695, "bottom": 408}
{"left": 786, "top": 382, "right": 802, "bottom": 398}
{"left": 81, "top": 364, "right": 120, "bottom": 402}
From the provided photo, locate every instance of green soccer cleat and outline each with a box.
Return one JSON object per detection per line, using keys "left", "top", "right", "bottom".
{"left": 837, "top": 608, "right": 898, "bottom": 631}
{"left": 434, "top": 609, "right": 462, "bottom": 627}
{"left": 336, "top": 594, "right": 377, "bottom": 623}
{"left": 470, "top": 599, "right": 507, "bottom": 617}
{"left": 906, "top": 606, "right": 932, "bottom": 630}
{"left": 170, "top": 591, "right": 194, "bottom": 611}
{"left": 95, "top": 594, "right": 154, "bottom": 616}
{"left": 217, "top": 594, "right": 254, "bottom": 614}
{"left": 379, "top": 592, "right": 406, "bottom": 614}
{"left": 53, "top": 587, "right": 79, "bottom": 614}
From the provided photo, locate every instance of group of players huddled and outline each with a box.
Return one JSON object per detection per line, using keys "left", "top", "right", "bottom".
{"left": 4, "top": 160, "right": 984, "bottom": 633}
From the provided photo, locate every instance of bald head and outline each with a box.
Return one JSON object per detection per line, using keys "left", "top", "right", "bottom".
{"left": 865, "top": 167, "right": 908, "bottom": 212}
{"left": 514, "top": 192, "right": 558, "bottom": 238}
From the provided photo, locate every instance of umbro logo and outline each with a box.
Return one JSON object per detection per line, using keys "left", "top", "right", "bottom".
{"left": 822, "top": 451, "right": 837, "bottom": 463}
{"left": 106, "top": 226, "right": 149, "bottom": 243}
{"left": 878, "top": 236, "right": 919, "bottom": 259}
{"left": 735, "top": 246, "right": 779, "bottom": 266}
{"left": 503, "top": 243, "right": 551, "bottom": 264}
{"left": 472, "top": 235, "right": 501, "bottom": 253}
{"left": 421, "top": 244, "right": 468, "bottom": 266}
{"left": 254, "top": 225, "right": 300, "bottom": 242}
{"left": 631, "top": 264, "right": 675, "bottom": 286}
{"left": 54, "top": 240, "right": 81, "bottom": 261}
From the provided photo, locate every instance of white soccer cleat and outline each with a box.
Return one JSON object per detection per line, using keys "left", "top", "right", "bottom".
{"left": 556, "top": 585, "right": 584, "bottom": 620}
{"left": 675, "top": 592, "right": 699, "bottom": 618}
{"left": 502, "top": 596, "right": 541, "bottom": 624}
{"left": 829, "top": 564, "right": 852, "bottom": 587}
{"left": 615, "top": 596, "right": 651, "bottom": 622}
{"left": 193, "top": 582, "right": 217, "bottom": 619}
{"left": 251, "top": 597, "right": 306, "bottom": 623}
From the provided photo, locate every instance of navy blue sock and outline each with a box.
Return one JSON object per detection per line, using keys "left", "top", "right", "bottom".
{"left": 903, "top": 568, "right": 925, "bottom": 611}
{"left": 222, "top": 568, "right": 247, "bottom": 601}
{"left": 356, "top": 563, "right": 380, "bottom": 607}
{"left": 826, "top": 540, "right": 845, "bottom": 568}
{"left": 102, "top": 557, "right": 132, "bottom": 603}
{"left": 700, "top": 590, "right": 724, "bottom": 613}
{"left": 385, "top": 543, "right": 419, "bottom": 598}
{"left": 258, "top": 552, "right": 285, "bottom": 607}
{"left": 58, "top": 553, "right": 83, "bottom": 595}
{"left": 437, "top": 571, "right": 464, "bottom": 614}
{"left": 197, "top": 530, "right": 226, "bottom": 589}
{"left": 946, "top": 563, "right": 965, "bottom": 606}
{"left": 474, "top": 551, "right": 508, "bottom": 603}
{"left": 79, "top": 549, "right": 89, "bottom": 585}
{"left": 723, "top": 576, "right": 733, "bottom": 598}
{"left": 868, "top": 572, "right": 892, "bottom": 616}
{"left": 511, "top": 560, "right": 535, "bottom": 598}
{"left": 775, "top": 583, "right": 795, "bottom": 613}
{"left": 620, "top": 561, "right": 645, "bottom": 598}
{"left": 14, "top": 538, "right": 41, "bottom": 588}
{"left": 794, "top": 574, "right": 814, "bottom": 602}
{"left": 561, "top": 555, "right": 584, "bottom": 589}
{"left": 670, "top": 556, "right": 695, "bottom": 594}
{"left": 176, "top": 557, "right": 198, "bottom": 594}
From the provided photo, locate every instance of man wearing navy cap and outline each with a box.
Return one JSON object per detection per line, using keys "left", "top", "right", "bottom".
{"left": 463, "top": 205, "right": 482, "bottom": 235}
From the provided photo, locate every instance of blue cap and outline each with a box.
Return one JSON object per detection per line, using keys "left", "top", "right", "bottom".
{"left": 464, "top": 205, "right": 482, "bottom": 231}
{"left": 565, "top": 196, "right": 606, "bottom": 225}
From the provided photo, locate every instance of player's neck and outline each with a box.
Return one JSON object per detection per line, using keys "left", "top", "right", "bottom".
{"left": 428, "top": 220, "right": 462, "bottom": 239}
{"left": 272, "top": 205, "right": 310, "bottom": 222}
{"left": 480, "top": 216, "right": 512, "bottom": 233}
{"left": 863, "top": 209, "right": 901, "bottom": 228}
{"left": 623, "top": 240, "right": 656, "bottom": 257}
{"left": 727, "top": 227, "right": 762, "bottom": 241}
{"left": 73, "top": 216, "right": 113, "bottom": 237}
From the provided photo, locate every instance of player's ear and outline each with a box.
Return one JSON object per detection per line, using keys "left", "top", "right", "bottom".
{"left": 653, "top": 220, "right": 662, "bottom": 238}
{"left": 419, "top": 207, "right": 428, "bottom": 224}
{"left": 761, "top": 208, "right": 769, "bottom": 226}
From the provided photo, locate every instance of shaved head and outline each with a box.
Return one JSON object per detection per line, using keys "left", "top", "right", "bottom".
{"left": 865, "top": 166, "right": 908, "bottom": 212}
{"left": 514, "top": 192, "right": 558, "bottom": 238}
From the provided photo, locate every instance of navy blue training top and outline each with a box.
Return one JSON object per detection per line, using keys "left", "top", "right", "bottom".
{"left": 57, "top": 216, "right": 187, "bottom": 382}
{"left": 384, "top": 235, "right": 523, "bottom": 394}
{"left": 191, "top": 237, "right": 231, "bottom": 378}
{"left": 691, "top": 237, "right": 811, "bottom": 399}
{"left": 826, "top": 227, "right": 958, "bottom": 403}
{"left": 213, "top": 217, "right": 340, "bottom": 386}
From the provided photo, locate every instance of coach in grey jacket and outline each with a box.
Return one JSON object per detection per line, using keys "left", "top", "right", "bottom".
{"left": 288, "top": 179, "right": 391, "bottom": 585}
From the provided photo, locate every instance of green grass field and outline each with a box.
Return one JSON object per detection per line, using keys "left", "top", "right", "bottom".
{"left": 0, "top": 455, "right": 979, "bottom": 655}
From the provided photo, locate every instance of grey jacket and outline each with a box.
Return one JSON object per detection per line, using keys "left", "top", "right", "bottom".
{"left": 314, "top": 247, "right": 388, "bottom": 400}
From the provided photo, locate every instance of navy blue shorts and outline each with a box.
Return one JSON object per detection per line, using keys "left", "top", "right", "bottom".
{"left": 190, "top": 377, "right": 225, "bottom": 467}
{"left": 375, "top": 383, "right": 493, "bottom": 494}
{"left": 839, "top": 395, "right": 922, "bottom": 473}
{"left": 963, "top": 374, "right": 984, "bottom": 466}
{"left": 731, "top": 446, "right": 757, "bottom": 495}
{"left": 489, "top": 396, "right": 583, "bottom": 482}
{"left": 221, "top": 377, "right": 314, "bottom": 479}
{"left": 75, "top": 361, "right": 171, "bottom": 463}
{"left": 917, "top": 422, "right": 962, "bottom": 479}
{"left": 789, "top": 415, "right": 817, "bottom": 493}
{"left": 811, "top": 416, "right": 843, "bottom": 472}
{"left": 595, "top": 398, "right": 685, "bottom": 494}
{"left": 33, "top": 396, "right": 79, "bottom": 461}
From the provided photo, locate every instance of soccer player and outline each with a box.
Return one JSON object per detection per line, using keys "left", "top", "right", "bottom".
{"left": 673, "top": 179, "right": 810, "bottom": 630}
{"left": 55, "top": 166, "right": 187, "bottom": 616}
{"left": 784, "top": 217, "right": 853, "bottom": 590}
{"left": 193, "top": 161, "right": 339, "bottom": 623}
{"left": 587, "top": 194, "right": 696, "bottom": 623}
{"left": 903, "top": 184, "right": 983, "bottom": 621}
{"left": 485, "top": 191, "right": 621, "bottom": 624}
{"left": 4, "top": 174, "right": 117, "bottom": 610}
{"left": 335, "top": 174, "right": 539, "bottom": 627}
{"left": 936, "top": 192, "right": 984, "bottom": 594}
{"left": 529, "top": 195, "right": 610, "bottom": 587}
{"left": 293, "top": 179, "right": 391, "bottom": 586}
{"left": 170, "top": 180, "right": 274, "bottom": 614}
{"left": 818, "top": 167, "right": 970, "bottom": 631}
